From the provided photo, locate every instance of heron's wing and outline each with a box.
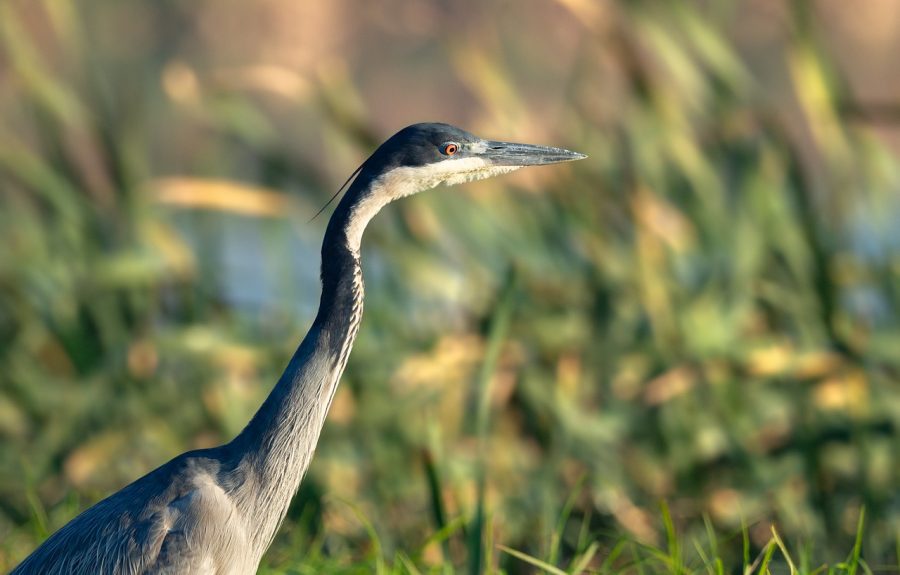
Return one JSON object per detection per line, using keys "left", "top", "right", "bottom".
{"left": 145, "top": 480, "right": 248, "bottom": 575}
{"left": 147, "top": 528, "right": 210, "bottom": 575}
{"left": 11, "top": 451, "right": 247, "bottom": 575}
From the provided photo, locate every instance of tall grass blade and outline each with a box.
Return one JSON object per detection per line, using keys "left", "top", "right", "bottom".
{"left": 496, "top": 544, "right": 567, "bottom": 575}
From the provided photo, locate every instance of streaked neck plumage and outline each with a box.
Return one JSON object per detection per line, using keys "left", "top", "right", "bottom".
{"left": 227, "top": 169, "right": 388, "bottom": 555}
{"left": 223, "top": 156, "right": 517, "bottom": 557}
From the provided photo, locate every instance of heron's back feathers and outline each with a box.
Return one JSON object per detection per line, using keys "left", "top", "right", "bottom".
{"left": 12, "top": 449, "right": 252, "bottom": 575}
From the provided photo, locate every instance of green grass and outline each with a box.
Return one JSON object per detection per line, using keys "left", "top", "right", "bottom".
{"left": 257, "top": 502, "right": 888, "bottom": 574}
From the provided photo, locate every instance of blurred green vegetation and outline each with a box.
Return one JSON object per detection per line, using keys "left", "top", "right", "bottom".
{"left": 1, "top": 0, "right": 899, "bottom": 572}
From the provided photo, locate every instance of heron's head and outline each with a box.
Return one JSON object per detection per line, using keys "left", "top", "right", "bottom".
{"left": 360, "top": 122, "right": 586, "bottom": 200}
{"left": 332, "top": 123, "right": 586, "bottom": 250}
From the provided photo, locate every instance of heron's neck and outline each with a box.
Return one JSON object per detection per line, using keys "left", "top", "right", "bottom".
{"left": 227, "top": 177, "right": 389, "bottom": 552}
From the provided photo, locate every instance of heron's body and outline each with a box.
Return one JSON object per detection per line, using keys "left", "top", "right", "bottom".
{"left": 12, "top": 123, "right": 584, "bottom": 574}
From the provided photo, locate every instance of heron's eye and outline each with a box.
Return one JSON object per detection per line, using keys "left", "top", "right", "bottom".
{"left": 441, "top": 142, "right": 459, "bottom": 156}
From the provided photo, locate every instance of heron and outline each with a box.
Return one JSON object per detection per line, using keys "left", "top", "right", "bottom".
{"left": 12, "top": 122, "right": 586, "bottom": 574}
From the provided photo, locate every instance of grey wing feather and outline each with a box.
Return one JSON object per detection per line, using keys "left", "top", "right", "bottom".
{"left": 11, "top": 449, "right": 248, "bottom": 575}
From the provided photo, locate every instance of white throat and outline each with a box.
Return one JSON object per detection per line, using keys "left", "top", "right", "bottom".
{"left": 343, "top": 158, "right": 521, "bottom": 252}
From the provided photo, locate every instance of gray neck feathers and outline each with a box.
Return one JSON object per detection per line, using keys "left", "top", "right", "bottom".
{"left": 226, "top": 174, "right": 380, "bottom": 556}
{"left": 223, "top": 162, "right": 457, "bottom": 557}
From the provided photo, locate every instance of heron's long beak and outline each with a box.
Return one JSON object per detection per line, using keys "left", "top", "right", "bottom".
{"left": 481, "top": 140, "right": 587, "bottom": 167}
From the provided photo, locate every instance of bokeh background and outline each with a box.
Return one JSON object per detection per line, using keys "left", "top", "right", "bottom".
{"left": 1, "top": 0, "right": 899, "bottom": 572}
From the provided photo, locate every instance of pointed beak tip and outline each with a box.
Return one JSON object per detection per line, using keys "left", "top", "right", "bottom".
{"left": 483, "top": 141, "right": 589, "bottom": 167}
{"left": 546, "top": 149, "right": 588, "bottom": 165}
